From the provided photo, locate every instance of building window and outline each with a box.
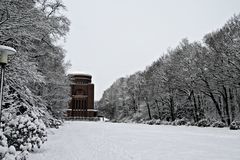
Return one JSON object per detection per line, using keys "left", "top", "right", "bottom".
{"left": 85, "top": 100, "right": 87, "bottom": 109}
{"left": 75, "top": 89, "right": 86, "bottom": 95}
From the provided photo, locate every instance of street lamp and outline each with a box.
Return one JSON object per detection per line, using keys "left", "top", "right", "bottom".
{"left": 0, "top": 45, "right": 16, "bottom": 125}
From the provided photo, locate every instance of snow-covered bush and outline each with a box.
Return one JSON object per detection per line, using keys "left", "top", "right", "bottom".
{"left": 186, "top": 121, "right": 196, "bottom": 126}
{"left": 172, "top": 118, "right": 188, "bottom": 126}
{"left": 48, "top": 118, "right": 63, "bottom": 129}
{"left": 111, "top": 119, "right": 118, "bottom": 123}
{"left": 3, "top": 113, "right": 47, "bottom": 152}
{"left": 197, "top": 119, "right": 211, "bottom": 127}
{"left": 138, "top": 119, "right": 144, "bottom": 123}
{"left": 160, "top": 121, "right": 172, "bottom": 125}
{"left": 211, "top": 121, "right": 226, "bottom": 128}
{"left": 230, "top": 121, "right": 240, "bottom": 130}
{"left": 146, "top": 119, "right": 156, "bottom": 125}
{"left": 0, "top": 131, "right": 28, "bottom": 160}
{"left": 155, "top": 119, "right": 161, "bottom": 125}
{"left": 132, "top": 112, "right": 142, "bottom": 123}
{"left": 2, "top": 145, "right": 17, "bottom": 160}
{"left": 0, "top": 131, "right": 8, "bottom": 159}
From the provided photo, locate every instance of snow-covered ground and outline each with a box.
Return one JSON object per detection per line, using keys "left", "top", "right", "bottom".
{"left": 29, "top": 121, "right": 240, "bottom": 160}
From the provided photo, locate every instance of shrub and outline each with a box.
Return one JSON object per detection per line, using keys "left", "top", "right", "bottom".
{"left": 211, "top": 121, "right": 226, "bottom": 128}
{"left": 111, "top": 119, "right": 118, "bottom": 123}
{"left": 3, "top": 113, "right": 47, "bottom": 152}
{"left": 146, "top": 119, "right": 156, "bottom": 125}
{"left": 142, "top": 120, "right": 148, "bottom": 124}
{"left": 0, "top": 131, "right": 28, "bottom": 160}
{"left": 0, "top": 131, "right": 8, "bottom": 159}
{"left": 48, "top": 119, "right": 63, "bottom": 129}
{"left": 138, "top": 119, "right": 144, "bottom": 123}
{"left": 155, "top": 119, "right": 161, "bottom": 125}
{"left": 161, "top": 121, "right": 172, "bottom": 125}
{"left": 172, "top": 118, "right": 188, "bottom": 126}
{"left": 132, "top": 112, "right": 142, "bottom": 123}
{"left": 230, "top": 121, "right": 240, "bottom": 130}
{"left": 197, "top": 119, "right": 211, "bottom": 127}
{"left": 186, "top": 121, "right": 196, "bottom": 126}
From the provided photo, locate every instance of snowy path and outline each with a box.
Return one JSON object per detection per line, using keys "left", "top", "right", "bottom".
{"left": 29, "top": 121, "right": 240, "bottom": 160}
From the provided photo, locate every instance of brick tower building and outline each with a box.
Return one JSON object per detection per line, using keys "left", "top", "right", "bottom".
{"left": 67, "top": 73, "right": 97, "bottom": 118}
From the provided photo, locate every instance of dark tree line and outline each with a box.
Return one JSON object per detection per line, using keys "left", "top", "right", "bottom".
{"left": 98, "top": 14, "right": 240, "bottom": 126}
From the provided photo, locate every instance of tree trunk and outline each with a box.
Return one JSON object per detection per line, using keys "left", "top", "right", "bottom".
{"left": 192, "top": 91, "right": 199, "bottom": 122}
{"left": 236, "top": 89, "right": 240, "bottom": 114}
{"left": 197, "top": 94, "right": 204, "bottom": 119}
{"left": 218, "top": 96, "right": 223, "bottom": 119}
{"left": 132, "top": 99, "right": 137, "bottom": 113}
{"left": 222, "top": 85, "right": 230, "bottom": 125}
{"left": 229, "top": 88, "right": 235, "bottom": 122}
{"left": 155, "top": 100, "right": 161, "bottom": 119}
{"left": 202, "top": 79, "right": 224, "bottom": 122}
{"left": 146, "top": 101, "right": 152, "bottom": 120}
{"left": 169, "top": 96, "right": 175, "bottom": 121}
{"left": 209, "top": 92, "right": 225, "bottom": 122}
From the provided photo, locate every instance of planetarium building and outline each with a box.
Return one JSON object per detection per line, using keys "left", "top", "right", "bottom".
{"left": 66, "top": 73, "right": 98, "bottom": 119}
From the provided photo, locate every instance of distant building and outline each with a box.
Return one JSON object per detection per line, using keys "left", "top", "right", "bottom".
{"left": 66, "top": 73, "right": 97, "bottom": 118}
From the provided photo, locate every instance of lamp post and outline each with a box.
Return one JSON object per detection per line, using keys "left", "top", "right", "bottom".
{"left": 0, "top": 45, "right": 16, "bottom": 125}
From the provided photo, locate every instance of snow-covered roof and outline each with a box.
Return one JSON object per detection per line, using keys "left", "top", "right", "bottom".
{"left": 0, "top": 45, "right": 16, "bottom": 55}
{"left": 68, "top": 71, "right": 92, "bottom": 77}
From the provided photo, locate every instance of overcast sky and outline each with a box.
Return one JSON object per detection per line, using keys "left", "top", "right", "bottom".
{"left": 62, "top": 0, "right": 240, "bottom": 100}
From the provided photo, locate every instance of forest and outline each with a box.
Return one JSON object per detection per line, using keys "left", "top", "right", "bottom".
{"left": 0, "top": 0, "right": 70, "bottom": 159}
{"left": 98, "top": 14, "right": 240, "bottom": 129}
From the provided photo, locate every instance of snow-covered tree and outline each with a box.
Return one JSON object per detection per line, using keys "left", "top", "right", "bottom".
{"left": 0, "top": 0, "right": 70, "bottom": 156}
{"left": 97, "top": 13, "right": 240, "bottom": 126}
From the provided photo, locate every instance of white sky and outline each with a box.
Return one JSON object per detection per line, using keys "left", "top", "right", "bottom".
{"left": 62, "top": 0, "right": 240, "bottom": 100}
